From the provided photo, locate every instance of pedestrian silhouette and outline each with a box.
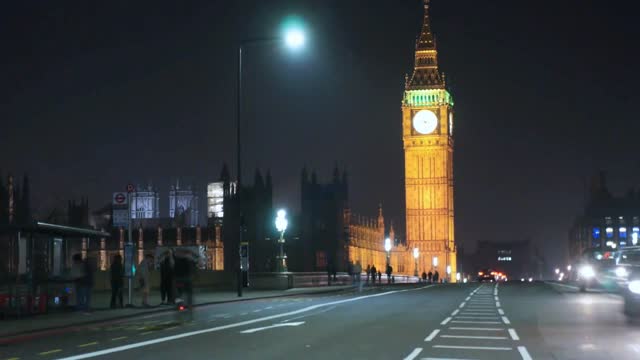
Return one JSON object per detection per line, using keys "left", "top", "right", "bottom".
{"left": 433, "top": 270, "right": 440, "bottom": 283}
{"left": 371, "top": 265, "right": 377, "bottom": 284}
{"left": 421, "top": 271, "right": 427, "bottom": 282}
{"left": 110, "top": 254, "right": 124, "bottom": 309}
{"left": 428, "top": 271, "right": 433, "bottom": 283}
{"left": 377, "top": 271, "right": 382, "bottom": 282}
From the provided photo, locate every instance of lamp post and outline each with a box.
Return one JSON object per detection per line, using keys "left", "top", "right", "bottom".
{"left": 236, "top": 23, "right": 306, "bottom": 296}
{"left": 275, "top": 209, "right": 288, "bottom": 272}
{"left": 413, "top": 247, "right": 419, "bottom": 277}
{"left": 384, "top": 238, "right": 392, "bottom": 277}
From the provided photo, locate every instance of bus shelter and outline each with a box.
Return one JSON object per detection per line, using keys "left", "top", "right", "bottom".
{"left": 0, "top": 222, "right": 110, "bottom": 318}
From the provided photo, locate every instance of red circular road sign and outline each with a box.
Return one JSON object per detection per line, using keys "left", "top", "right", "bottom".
{"left": 114, "top": 193, "right": 126, "bottom": 204}
{"left": 126, "top": 184, "right": 135, "bottom": 193}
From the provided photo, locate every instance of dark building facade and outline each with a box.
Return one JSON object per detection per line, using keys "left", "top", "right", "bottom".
{"left": 569, "top": 172, "right": 640, "bottom": 262}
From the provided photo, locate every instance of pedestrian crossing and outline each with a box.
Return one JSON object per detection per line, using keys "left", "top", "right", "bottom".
{"left": 403, "top": 283, "right": 532, "bottom": 360}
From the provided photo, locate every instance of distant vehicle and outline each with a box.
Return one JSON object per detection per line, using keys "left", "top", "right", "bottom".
{"left": 477, "top": 269, "right": 494, "bottom": 282}
{"left": 615, "top": 247, "right": 640, "bottom": 317}
{"left": 576, "top": 248, "right": 618, "bottom": 292}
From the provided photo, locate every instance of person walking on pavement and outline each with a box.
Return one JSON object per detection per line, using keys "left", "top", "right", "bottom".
{"left": 173, "top": 249, "right": 195, "bottom": 311}
{"left": 433, "top": 270, "right": 440, "bottom": 283}
{"left": 160, "top": 251, "right": 175, "bottom": 305}
{"left": 377, "top": 270, "right": 382, "bottom": 283}
{"left": 370, "top": 265, "right": 377, "bottom": 284}
{"left": 110, "top": 254, "right": 124, "bottom": 309}
{"left": 427, "top": 271, "right": 433, "bottom": 283}
{"left": 137, "top": 254, "right": 153, "bottom": 307}
{"left": 366, "top": 264, "right": 371, "bottom": 283}
{"left": 421, "top": 271, "right": 427, "bottom": 283}
{"left": 386, "top": 265, "right": 393, "bottom": 284}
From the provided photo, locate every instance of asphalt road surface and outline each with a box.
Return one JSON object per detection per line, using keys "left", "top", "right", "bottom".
{"left": 2, "top": 282, "right": 640, "bottom": 360}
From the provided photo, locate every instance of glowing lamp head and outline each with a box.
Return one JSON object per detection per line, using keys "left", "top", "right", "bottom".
{"left": 413, "top": 247, "right": 419, "bottom": 259}
{"left": 629, "top": 280, "right": 640, "bottom": 294}
{"left": 275, "top": 209, "right": 288, "bottom": 232}
{"left": 284, "top": 28, "right": 305, "bottom": 49}
{"left": 555, "top": 268, "right": 560, "bottom": 274}
{"left": 432, "top": 256, "right": 438, "bottom": 267}
{"left": 384, "top": 238, "right": 392, "bottom": 252}
{"left": 446, "top": 265, "right": 451, "bottom": 275}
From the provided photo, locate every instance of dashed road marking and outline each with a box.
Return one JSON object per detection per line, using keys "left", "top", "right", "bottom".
{"left": 433, "top": 345, "right": 512, "bottom": 351}
{"left": 449, "top": 327, "right": 504, "bottom": 331}
{"left": 140, "top": 331, "right": 153, "bottom": 336}
{"left": 496, "top": 301, "right": 501, "bottom": 307}
{"left": 240, "top": 312, "right": 248, "bottom": 316}
{"left": 508, "top": 328, "right": 520, "bottom": 340}
{"left": 450, "top": 309, "right": 459, "bottom": 316}
{"left": 518, "top": 346, "right": 532, "bottom": 360}
{"left": 77, "top": 342, "right": 98, "bottom": 348}
{"left": 440, "top": 317, "right": 452, "bottom": 325}
{"left": 455, "top": 316, "right": 499, "bottom": 319}
{"left": 498, "top": 309, "right": 505, "bottom": 315}
{"left": 403, "top": 347, "right": 423, "bottom": 360}
{"left": 458, "top": 302, "right": 466, "bottom": 308}
{"left": 451, "top": 320, "right": 501, "bottom": 324}
{"left": 494, "top": 296, "right": 499, "bottom": 301}
{"left": 440, "top": 335, "right": 508, "bottom": 340}
{"left": 502, "top": 316, "right": 511, "bottom": 324}
{"left": 38, "top": 349, "right": 62, "bottom": 356}
{"left": 424, "top": 329, "right": 440, "bottom": 342}
{"left": 111, "top": 337, "right": 127, "bottom": 341}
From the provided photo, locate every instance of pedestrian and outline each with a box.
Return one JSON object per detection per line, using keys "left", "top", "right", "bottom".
{"left": 428, "top": 271, "right": 433, "bottom": 283}
{"left": 370, "top": 265, "right": 377, "bottom": 284}
{"left": 327, "top": 263, "right": 333, "bottom": 285}
{"left": 421, "top": 271, "right": 427, "bottom": 282}
{"left": 174, "top": 249, "right": 195, "bottom": 312}
{"left": 377, "top": 270, "right": 382, "bottom": 282}
{"left": 355, "top": 261, "right": 362, "bottom": 285}
{"left": 160, "top": 251, "right": 175, "bottom": 305}
{"left": 386, "top": 265, "right": 393, "bottom": 284}
{"left": 433, "top": 270, "right": 440, "bottom": 283}
{"left": 137, "top": 254, "right": 153, "bottom": 307}
{"left": 366, "top": 264, "right": 371, "bottom": 283}
{"left": 110, "top": 254, "right": 124, "bottom": 309}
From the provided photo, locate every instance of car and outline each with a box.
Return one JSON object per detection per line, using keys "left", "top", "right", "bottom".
{"left": 576, "top": 248, "right": 617, "bottom": 292}
{"left": 614, "top": 247, "right": 640, "bottom": 317}
{"left": 477, "top": 269, "right": 494, "bottom": 282}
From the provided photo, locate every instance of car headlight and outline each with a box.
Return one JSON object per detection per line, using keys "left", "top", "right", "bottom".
{"left": 629, "top": 280, "right": 640, "bottom": 294}
{"left": 579, "top": 265, "right": 595, "bottom": 278}
{"left": 615, "top": 267, "right": 629, "bottom": 278}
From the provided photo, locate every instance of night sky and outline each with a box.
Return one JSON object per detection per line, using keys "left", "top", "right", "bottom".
{"left": 2, "top": 0, "right": 639, "bottom": 266}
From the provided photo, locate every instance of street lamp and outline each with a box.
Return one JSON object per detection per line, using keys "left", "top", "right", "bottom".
{"left": 413, "top": 247, "right": 419, "bottom": 277}
{"left": 432, "top": 256, "right": 438, "bottom": 268}
{"left": 555, "top": 268, "right": 560, "bottom": 275}
{"left": 384, "top": 238, "right": 392, "bottom": 277}
{"left": 567, "top": 265, "right": 572, "bottom": 271}
{"left": 236, "top": 21, "right": 306, "bottom": 296}
{"left": 275, "top": 209, "right": 288, "bottom": 272}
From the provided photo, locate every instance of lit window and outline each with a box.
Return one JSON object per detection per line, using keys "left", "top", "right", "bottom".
{"left": 620, "top": 227, "right": 627, "bottom": 239}
{"left": 592, "top": 228, "right": 601, "bottom": 239}
{"left": 605, "top": 227, "right": 614, "bottom": 238}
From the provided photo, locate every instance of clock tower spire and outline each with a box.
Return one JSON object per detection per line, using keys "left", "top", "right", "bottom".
{"left": 402, "top": 0, "right": 456, "bottom": 281}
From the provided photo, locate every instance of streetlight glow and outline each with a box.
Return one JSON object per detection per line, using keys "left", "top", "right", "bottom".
{"left": 275, "top": 209, "right": 288, "bottom": 232}
{"left": 413, "top": 247, "right": 419, "bottom": 259}
{"left": 284, "top": 28, "right": 305, "bottom": 49}
{"left": 432, "top": 256, "right": 438, "bottom": 267}
{"left": 384, "top": 238, "right": 392, "bottom": 252}
{"left": 555, "top": 268, "right": 560, "bottom": 275}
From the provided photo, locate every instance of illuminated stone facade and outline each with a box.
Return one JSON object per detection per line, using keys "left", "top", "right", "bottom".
{"left": 402, "top": 0, "right": 456, "bottom": 280}
{"left": 345, "top": 206, "right": 408, "bottom": 274}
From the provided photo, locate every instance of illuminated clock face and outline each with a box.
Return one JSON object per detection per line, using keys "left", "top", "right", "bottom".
{"left": 449, "top": 112, "right": 453, "bottom": 135}
{"left": 412, "top": 110, "right": 438, "bottom": 135}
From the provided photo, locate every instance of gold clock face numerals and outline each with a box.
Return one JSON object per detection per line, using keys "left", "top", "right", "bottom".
{"left": 412, "top": 110, "right": 438, "bottom": 135}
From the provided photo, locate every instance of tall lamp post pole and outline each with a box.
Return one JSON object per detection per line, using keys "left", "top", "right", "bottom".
{"left": 384, "top": 238, "right": 392, "bottom": 281}
{"left": 235, "top": 25, "right": 305, "bottom": 297}
{"left": 275, "top": 209, "right": 288, "bottom": 272}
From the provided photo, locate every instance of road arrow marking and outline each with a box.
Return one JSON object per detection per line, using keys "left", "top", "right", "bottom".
{"left": 240, "top": 321, "right": 305, "bottom": 334}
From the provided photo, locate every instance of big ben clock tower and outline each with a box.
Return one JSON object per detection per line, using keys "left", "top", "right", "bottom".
{"left": 402, "top": 0, "right": 456, "bottom": 280}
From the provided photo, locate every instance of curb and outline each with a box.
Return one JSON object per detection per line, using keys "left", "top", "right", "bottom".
{"left": 0, "top": 285, "right": 358, "bottom": 343}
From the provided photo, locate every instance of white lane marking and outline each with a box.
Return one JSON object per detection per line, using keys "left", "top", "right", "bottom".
{"left": 441, "top": 335, "right": 508, "bottom": 340}
{"left": 451, "top": 309, "right": 460, "bottom": 316}
{"left": 451, "top": 320, "right": 501, "bottom": 324}
{"left": 455, "top": 316, "right": 499, "bottom": 319}
{"left": 441, "top": 317, "right": 452, "bottom": 325}
{"left": 240, "top": 312, "right": 248, "bottom": 316}
{"left": 502, "top": 316, "right": 511, "bottom": 324}
{"left": 459, "top": 302, "right": 466, "bottom": 308}
{"left": 496, "top": 301, "right": 501, "bottom": 307}
{"left": 460, "top": 312, "right": 497, "bottom": 315}
{"left": 498, "top": 309, "right": 505, "bottom": 315}
{"left": 252, "top": 309, "right": 262, "bottom": 313}
{"left": 403, "top": 347, "right": 423, "bottom": 360}
{"left": 433, "top": 345, "right": 512, "bottom": 351}
{"left": 214, "top": 313, "right": 230, "bottom": 317}
{"left": 265, "top": 306, "right": 273, "bottom": 309}
{"left": 240, "top": 321, "right": 305, "bottom": 334}
{"left": 465, "top": 307, "right": 495, "bottom": 310}
{"left": 494, "top": 296, "right": 499, "bottom": 301}
{"left": 465, "top": 296, "right": 471, "bottom": 301}
{"left": 508, "top": 328, "right": 520, "bottom": 340}
{"left": 518, "top": 346, "right": 533, "bottom": 360}
{"left": 56, "top": 285, "right": 434, "bottom": 360}
{"left": 449, "top": 327, "right": 504, "bottom": 331}
{"left": 424, "top": 329, "right": 440, "bottom": 342}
